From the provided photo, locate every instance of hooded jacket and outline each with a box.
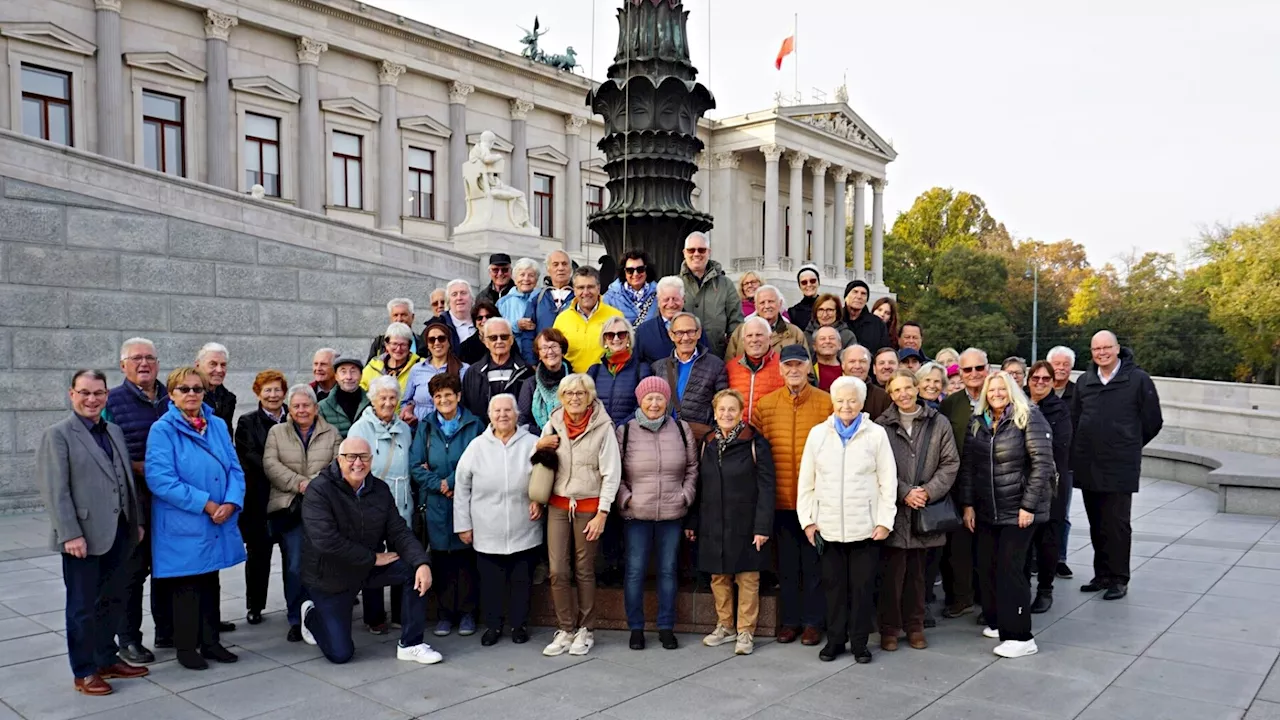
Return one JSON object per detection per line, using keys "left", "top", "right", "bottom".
{"left": 679, "top": 260, "right": 744, "bottom": 357}
{"left": 1070, "top": 348, "right": 1163, "bottom": 494}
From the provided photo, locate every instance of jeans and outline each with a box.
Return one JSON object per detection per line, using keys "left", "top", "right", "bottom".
{"left": 623, "top": 519, "right": 682, "bottom": 630}
{"left": 975, "top": 522, "right": 1035, "bottom": 642}
{"left": 433, "top": 548, "right": 478, "bottom": 622}
{"left": 304, "top": 560, "right": 427, "bottom": 664}
{"left": 774, "top": 511, "right": 824, "bottom": 629}
{"left": 63, "top": 517, "right": 131, "bottom": 678}
{"left": 476, "top": 548, "right": 537, "bottom": 631}
{"left": 271, "top": 517, "right": 307, "bottom": 625}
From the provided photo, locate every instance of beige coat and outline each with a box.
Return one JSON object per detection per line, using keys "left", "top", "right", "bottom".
{"left": 796, "top": 414, "right": 898, "bottom": 543}
{"left": 262, "top": 416, "right": 342, "bottom": 514}
{"left": 541, "top": 399, "right": 623, "bottom": 513}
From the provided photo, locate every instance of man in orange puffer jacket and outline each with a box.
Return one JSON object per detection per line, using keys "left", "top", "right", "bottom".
{"left": 727, "top": 317, "right": 785, "bottom": 425}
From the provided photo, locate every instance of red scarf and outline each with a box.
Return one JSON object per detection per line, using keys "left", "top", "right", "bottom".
{"left": 605, "top": 348, "right": 632, "bottom": 376}
{"left": 183, "top": 412, "right": 207, "bottom": 434}
{"left": 564, "top": 406, "right": 594, "bottom": 439}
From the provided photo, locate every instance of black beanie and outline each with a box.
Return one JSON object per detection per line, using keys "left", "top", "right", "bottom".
{"left": 843, "top": 279, "right": 870, "bottom": 297}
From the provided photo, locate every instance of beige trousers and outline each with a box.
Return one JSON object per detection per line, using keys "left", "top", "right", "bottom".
{"left": 547, "top": 506, "right": 598, "bottom": 632}
{"left": 710, "top": 572, "right": 761, "bottom": 634}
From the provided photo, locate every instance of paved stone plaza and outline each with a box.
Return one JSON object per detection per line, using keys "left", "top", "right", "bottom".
{"left": 2, "top": 479, "right": 1280, "bottom": 719}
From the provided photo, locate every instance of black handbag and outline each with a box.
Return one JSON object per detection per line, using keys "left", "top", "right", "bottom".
{"left": 911, "top": 415, "right": 963, "bottom": 535}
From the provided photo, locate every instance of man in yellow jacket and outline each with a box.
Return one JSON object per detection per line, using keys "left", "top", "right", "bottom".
{"left": 553, "top": 266, "right": 623, "bottom": 372}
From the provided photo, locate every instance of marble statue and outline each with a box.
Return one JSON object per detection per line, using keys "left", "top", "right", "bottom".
{"left": 453, "top": 130, "right": 539, "bottom": 235}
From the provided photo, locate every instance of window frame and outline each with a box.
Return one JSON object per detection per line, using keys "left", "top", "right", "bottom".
{"left": 140, "top": 89, "right": 186, "bottom": 177}
{"left": 20, "top": 63, "right": 73, "bottom": 145}
{"left": 585, "top": 183, "right": 605, "bottom": 246}
{"left": 406, "top": 146, "right": 436, "bottom": 220}
{"left": 243, "top": 111, "right": 281, "bottom": 197}
{"left": 533, "top": 172, "right": 555, "bottom": 239}
{"left": 330, "top": 130, "right": 364, "bottom": 210}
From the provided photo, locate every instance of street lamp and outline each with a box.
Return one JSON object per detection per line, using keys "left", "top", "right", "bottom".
{"left": 1024, "top": 264, "right": 1039, "bottom": 362}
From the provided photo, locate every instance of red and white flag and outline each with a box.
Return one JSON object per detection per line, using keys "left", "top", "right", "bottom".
{"left": 775, "top": 35, "right": 795, "bottom": 70}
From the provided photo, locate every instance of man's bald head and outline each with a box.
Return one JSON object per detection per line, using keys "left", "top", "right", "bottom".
{"left": 1090, "top": 329, "right": 1120, "bottom": 372}
{"left": 337, "top": 437, "right": 373, "bottom": 486}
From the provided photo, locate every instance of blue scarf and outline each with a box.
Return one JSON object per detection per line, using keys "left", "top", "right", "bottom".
{"left": 834, "top": 414, "right": 862, "bottom": 445}
{"left": 437, "top": 412, "right": 461, "bottom": 438}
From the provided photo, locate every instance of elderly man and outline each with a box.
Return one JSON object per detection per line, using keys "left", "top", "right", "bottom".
{"left": 840, "top": 345, "right": 891, "bottom": 419}
{"left": 727, "top": 316, "right": 784, "bottom": 424}
{"left": 753, "top": 344, "right": 831, "bottom": 646}
{"left": 651, "top": 312, "right": 727, "bottom": 438}
{"left": 1073, "top": 331, "right": 1163, "bottom": 601}
{"left": 899, "top": 322, "right": 923, "bottom": 353}
{"left": 197, "top": 343, "right": 236, "bottom": 435}
{"left": 104, "top": 337, "right": 170, "bottom": 665}
{"left": 318, "top": 357, "right": 371, "bottom": 438}
{"left": 477, "top": 253, "right": 514, "bottom": 305}
{"left": 524, "top": 250, "right": 575, "bottom": 339}
{"left": 679, "top": 232, "right": 743, "bottom": 358}
{"left": 1046, "top": 344, "right": 1078, "bottom": 578}
{"left": 936, "top": 347, "right": 989, "bottom": 619}
{"left": 462, "top": 317, "right": 533, "bottom": 423}
{"left": 872, "top": 346, "right": 899, "bottom": 388}
{"left": 437, "top": 279, "right": 477, "bottom": 349}
{"left": 39, "top": 370, "right": 150, "bottom": 695}
{"left": 311, "top": 348, "right": 337, "bottom": 402}
{"left": 429, "top": 288, "right": 447, "bottom": 319}
{"left": 725, "top": 285, "right": 807, "bottom": 359}
{"left": 299, "top": 437, "right": 439, "bottom": 665}
{"left": 367, "top": 299, "right": 425, "bottom": 361}
{"left": 811, "top": 326, "right": 843, "bottom": 392}
{"left": 634, "top": 276, "right": 708, "bottom": 365}
{"left": 842, "top": 280, "right": 890, "bottom": 352}
{"left": 553, "top": 266, "right": 623, "bottom": 372}
{"left": 898, "top": 347, "right": 926, "bottom": 374}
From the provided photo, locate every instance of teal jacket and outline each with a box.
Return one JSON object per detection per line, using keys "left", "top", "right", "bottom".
{"left": 409, "top": 407, "right": 483, "bottom": 552}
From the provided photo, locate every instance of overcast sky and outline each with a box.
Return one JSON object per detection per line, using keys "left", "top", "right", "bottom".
{"left": 369, "top": 0, "right": 1280, "bottom": 268}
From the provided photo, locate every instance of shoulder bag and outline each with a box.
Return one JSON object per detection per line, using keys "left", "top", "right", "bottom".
{"left": 911, "top": 415, "right": 963, "bottom": 535}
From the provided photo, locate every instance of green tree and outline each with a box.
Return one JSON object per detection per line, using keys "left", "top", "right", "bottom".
{"left": 1201, "top": 211, "right": 1280, "bottom": 382}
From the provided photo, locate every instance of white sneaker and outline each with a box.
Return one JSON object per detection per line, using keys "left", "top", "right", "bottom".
{"left": 299, "top": 600, "right": 316, "bottom": 645}
{"left": 734, "top": 631, "right": 754, "bottom": 656}
{"left": 397, "top": 642, "right": 444, "bottom": 664}
{"left": 982, "top": 626, "right": 1000, "bottom": 639}
{"left": 542, "top": 629, "right": 574, "bottom": 657}
{"left": 703, "top": 625, "right": 737, "bottom": 647}
{"left": 568, "top": 627, "right": 594, "bottom": 656}
{"left": 994, "top": 639, "right": 1038, "bottom": 658}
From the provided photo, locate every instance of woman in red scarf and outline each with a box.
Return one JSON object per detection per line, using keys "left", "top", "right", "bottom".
{"left": 587, "top": 317, "right": 653, "bottom": 427}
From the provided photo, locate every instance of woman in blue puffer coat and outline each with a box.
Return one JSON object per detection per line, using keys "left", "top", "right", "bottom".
{"left": 588, "top": 316, "right": 651, "bottom": 426}
{"left": 497, "top": 257, "right": 542, "bottom": 366}
{"left": 145, "top": 366, "right": 246, "bottom": 671}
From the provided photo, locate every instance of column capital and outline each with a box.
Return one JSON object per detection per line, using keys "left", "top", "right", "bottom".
{"left": 810, "top": 159, "right": 831, "bottom": 177}
{"left": 204, "top": 10, "right": 238, "bottom": 41}
{"left": 852, "top": 172, "right": 867, "bottom": 188}
{"left": 760, "top": 143, "right": 785, "bottom": 162}
{"left": 95, "top": 0, "right": 123, "bottom": 11}
{"left": 870, "top": 177, "right": 887, "bottom": 192}
{"left": 832, "top": 166, "right": 852, "bottom": 182}
{"left": 564, "top": 114, "right": 588, "bottom": 135}
{"left": 448, "top": 81, "right": 475, "bottom": 104}
{"left": 510, "top": 99, "right": 535, "bottom": 120}
{"left": 296, "top": 37, "right": 328, "bottom": 65}
{"left": 788, "top": 151, "right": 809, "bottom": 169}
{"left": 377, "top": 60, "right": 407, "bottom": 86}
{"left": 712, "top": 151, "right": 740, "bottom": 169}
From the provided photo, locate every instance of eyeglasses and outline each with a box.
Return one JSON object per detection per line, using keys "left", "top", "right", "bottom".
{"left": 624, "top": 265, "right": 647, "bottom": 275}
{"left": 485, "top": 333, "right": 512, "bottom": 342}
{"left": 125, "top": 354, "right": 157, "bottom": 364}
{"left": 426, "top": 335, "right": 449, "bottom": 345}
{"left": 74, "top": 390, "right": 109, "bottom": 399}
{"left": 1029, "top": 376, "right": 1054, "bottom": 384}
{"left": 603, "top": 331, "right": 628, "bottom": 342}
{"left": 492, "top": 267, "right": 510, "bottom": 274}
{"left": 960, "top": 365, "right": 986, "bottom": 374}
{"left": 671, "top": 329, "right": 699, "bottom": 338}
{"left": 339, "top": 453, "right": 372, "bottom": 463}
{"left": 562, "top": 390, "right": 589, "bottom": 399}
{"left": 684, "top": 247, "right": 708, "bottom": 255}
{"left": 173, "top": 385, "right": 205, "bottom": 395}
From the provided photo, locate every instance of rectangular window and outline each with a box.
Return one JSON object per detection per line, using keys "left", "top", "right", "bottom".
{"left": 331, "top": 131, "right": 363, "bottom": 208}
{"left": 406, "top": 147, "right": 435, "bottom": 220}
{"left": 533, "top": 173, "right": 554, "bottom": 238}
{"left": 585, "top": 183, "right": 604, "bottom": 245}
{"left": 244, "top": 112, "right": 280, "bottom": 196}
{"left": 21, "top": 64, "right": 72, "bottom": 146}
{"left": 142, "top": 90, "right": 185, "bottom": 177}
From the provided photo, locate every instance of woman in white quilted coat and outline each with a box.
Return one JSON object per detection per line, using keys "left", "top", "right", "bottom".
{"left": 796, "top": 375, "right": 898, "bottom": 665}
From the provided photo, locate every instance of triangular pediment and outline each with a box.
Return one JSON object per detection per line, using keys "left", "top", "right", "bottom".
{"left": 580, "top": 157, "right": 606, "bottom": 172}
{"left": 527, "top": 145, "right": 569, "bottom": 165}
{"left": 0, "top": 22, "right": 95, "bottom": 56}
{"left": 124, "top": 52, "right": 207, "bottom": 82}
{"left": 779, "top": 104, "right": 897, "bottom": 160}
{"left": 320, "top": 97, "right": 381, "bottom": 122}
{"left": 230, "top": 76, "right": 300, "bottom": 103}
{"left": 398, "top": 114, "right": 451, "bottom": 138}
{"left": 466, "top": 132, "right": 512, "bottom": 153}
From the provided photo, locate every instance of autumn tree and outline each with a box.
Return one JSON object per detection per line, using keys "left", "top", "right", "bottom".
{"left": 1201, "top": 211, "right": 1280, "bottom": 383}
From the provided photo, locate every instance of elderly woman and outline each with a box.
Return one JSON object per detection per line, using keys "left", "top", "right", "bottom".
{"left": 737, "top": 270, "right": 763, "bottom": 318}
{"left": 349, "top": 375, "right": 415, "bottom": 632}
{"left": 652, "top": 312, "right": 728, "bottom": 439}
{"left": 1001, "top": 356, "right": 1028, "bottom": 390}
{"left": 498, "top": 257, "right": 542, "bottom": 365}
{"left": 1024, "top": 360, "right": 1074, "bottom": 614}
{"left": 915, "top": 362, "right": 947, "bottom": 410}
{"left": 616, "top": 377, "right": 697, "bottom": 651}
{"left": 234, "top": 370, "right": 288, "bottom": 627}
{"left": 935, "top": 347, "right": 960, "bottom": 369}
{"left": 402, "top": 319, "right": 469, "bottom": 423}
{"left": 454, "top": 393, "right": 543, "bottom": 646}
{"left": 409, "top": 373, "right": 483, "bottom": 638}
{"left": 871, "top": 297, "right": 901, "bottom": 349}
{"left": 262, "top": 384, "right": 341, "bottom": 641}
{"left": 804, "top": 293, "right": 856, "bottom": 348}
{"left": 534, "top": 374, "right": 622, "bottom": 658}
{"left": 458, "top": 300, "right": 500, "bottom": 366}
{"left": 796, "top": 376, "right": 897, "bottom": 664}
{"left": 518, "top": 328, "right": 571, "bottom": 435}
{"left": 588, "top": 316, "right": 652, "bottom": 426}
{"left": 687, "top": 389, "right": 775, "bottom": 657}
{"left": 959, "top": 371, "right": 1055, "bottom": 659}
{"left": 875, "top": 369, "right": 959, "bottom": 651}
{"left": 145, "top": 366, "right": 245, "bottom": 670}
{"left": 604, "top": 250, "right": 658, "bottom": 326}
{"left": 361, "top": 322, "right": 421, "bottom": 401}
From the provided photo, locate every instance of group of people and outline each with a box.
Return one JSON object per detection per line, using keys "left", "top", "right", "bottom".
{"left": 39, "top": 231, "right": 1165, "bottom": 695}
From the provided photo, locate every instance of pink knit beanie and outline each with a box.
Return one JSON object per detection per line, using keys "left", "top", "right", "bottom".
{"left": 634, "top": 375, "right": 673, "bottom": 404}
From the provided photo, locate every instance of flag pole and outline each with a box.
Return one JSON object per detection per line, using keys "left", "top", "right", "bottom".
{"left": 793, "top": 13, "right": 798, "bottom": 103}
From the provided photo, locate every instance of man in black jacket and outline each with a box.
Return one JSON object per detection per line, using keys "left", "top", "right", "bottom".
{"left": 1046, "top": 345, "right": 1078, "bottom": 579}
{"left": 841, "top": 280, "right": 890, "bottom": 353}
{"left": 1071, "top": 332, "right": 1163, "bottom": 601}
{"left": 299, "top": 437, "right": 440, "bottom": 665}
{"left": 461, "top": 318, "right": 532, "bottom": 423}
{"left": 935, "top": 347, "right": 989, "bottom": 619}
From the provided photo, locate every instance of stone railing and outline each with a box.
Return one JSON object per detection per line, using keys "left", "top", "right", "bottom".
{"left": 778, "top": 257, "right": 793, "bottom": 272}
{"left": 732, "top": 256, "right": 765, "bottom": 272}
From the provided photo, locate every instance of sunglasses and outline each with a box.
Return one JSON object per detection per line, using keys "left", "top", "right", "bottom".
{"left": 1029, "top": 376, "right": 1053, "bottom": 384}
{"left": 799, "top": 279, "right": 819, "bottom": 287}
{"left": 174, "top": 385, "right": 205, "bottom": 395}
{"left": 426, "top": 335, "right": 449, "bottom": 344}
{"left": 485, "top": 333, "right": 512, "bottom": 342}
{"left": 476, "top": 315, "right": 493, "bottom": 322}
{"left": 603, "top": 331, "right": 628, "bottom": 342}
{"left": 684, "top": 247, "right": 708, "bottom": 255}
{"left": 624, "top": 265, "right": 647, "bottom": 275}
{"left": 960, "top": 365, "right": 986, "bottom": 374}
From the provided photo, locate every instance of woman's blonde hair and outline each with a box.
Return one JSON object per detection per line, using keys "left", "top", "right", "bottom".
{"left": 557, "top": 372, "right": 598, "bottom": 403}
{"left": 973, "top": 370, "right": 1032, "bottom": 432}
{"left": 165, "top": 366, "right": 204, "bottom": 393}
{"left": 934, "top": 347, "right": 961, "bottom": 367}
{"left": 712, "top": 388, "right": 745, "bottom": 413}
{"left": 737, "top": 271, "right": 761, "bottom": 300}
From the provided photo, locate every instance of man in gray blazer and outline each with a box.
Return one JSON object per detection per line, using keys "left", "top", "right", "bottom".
{"left": 37, "top": 370, "right": 151, "bottom": 696}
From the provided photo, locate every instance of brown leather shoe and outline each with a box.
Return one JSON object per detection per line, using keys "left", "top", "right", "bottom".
{"left": 74, "top": 675, "right": 112, "bottom": 695}
{"left": 800, "top": 626, "right": 823, "bottom": 646}
{"left": 880, "top": 634, "right": 899, "bottom": 651}
{"left": 98, "top": 662, "right": 150, "bottom": 679}
{"left": 907, "top": 632, "right": 928, "bottom": 650}
{"left": 776, "top": 626, "right": 800, "bottom": 644}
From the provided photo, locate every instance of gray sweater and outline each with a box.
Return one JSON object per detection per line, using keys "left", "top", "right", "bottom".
{"left": 452, "top": 425, "right": 544, "bottom": 555}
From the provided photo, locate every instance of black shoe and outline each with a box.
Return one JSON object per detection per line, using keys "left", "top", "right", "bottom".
{"left": 201, "top": 644, "right": 238, "bottom": 663}
{"left": 1102, "top": 583, "right": 1128, "bottom": 601}
{"left": 1030, "top": 591, "right": 1053, "bottom": 614}
{"left": 247, "top": 610, "right": 263, "bottom": 625}
{"left": 176, "top": 650, "right": 208, "bottom": 671}
{"left": 1056, "top": 562, "right": 1073, "bottom": 579}
{"left": 819, "top": 643, "right": 845, "bottom": 662}
{"left": 659, "top": 630, "right": 678, "bottom": 650}
{"left": 481, "top": 628, "right": 503, "bottom": 646}
{"left": 287, "top": 625, "right": 303, "bottom": 643}
{"left": 852, "top": 646, "right": 873, "bottom": 664}
{"left": 511, "top": 626, "right": 530, "bottom": 644}
{"left": 118, "top": 642, "right": 155, "bottom": 666}
{"left": 976, "top": 612, "right": 986, "bottom": 626}
{"left": 629, "top": 630, "right": 646, "bottom": 650}
{"left": 1081, "top": 579, "right": 1112, "bottom": 593}
{"left": 218, "top": 621, "right": 236, "bottom": 633}
{"left": 153, "top": 636, "right": 174, "bottom": 649}
{"left": 923, "top": 604, "right": 937, "bottom": 629}
{"left": 941, "top": 604, "right": 973, "bottom": 619}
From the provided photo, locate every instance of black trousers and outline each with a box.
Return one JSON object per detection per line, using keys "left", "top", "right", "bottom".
{"left": 940, "top": 528, "right": 975, "bottom": 609}
{"left": 775, "top": 511, "right": 825, "bottom": 628}
{"left": 1026, "top": 518, "right": 1064, "bottom": 592}
{"left": 1082, "top": 491, "right": 1133, "bottom": 584}
{"left": 242, "top": 516, "right": 273, "bottom": 612}
{"left": 820, "top": 539, "right": 879, "bottom": 648}
{"left": 118, "top": 536, "right": 174, "bottom": 645}
{"left": 975, "top": 522, "right": 1035, "bottom": 642}
{"left": 924, "top": 547, "right": 941, "bottom": 604}
{"left": 156, "top": 571, "right": 220, "bottom": 653}
{"left": 476, "top": 548, "right": 537, "bottom": 631}
{"left": 433, "top": 548, "right": 478, "bottom": 621}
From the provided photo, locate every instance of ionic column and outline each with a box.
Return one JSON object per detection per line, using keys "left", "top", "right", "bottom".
{"left": 296, "top": 37, "right": 328, "bottom": 212}
{"left": 810, "top": 160, "right": 829, "bottom": 270}
{"left": 851, "top": 174, "right": 866, "bottom": 280}
{"left": 94, "top": 0, "right": 125, "bottom": 160}
{"left": 447, "top": 81, "right": 474, "bottom": 230}
{"left": 564, "top": 115, "right": 587, "bottom": 253}
{"left": 375, "top": 61, "right": 406, "bottom": 232}
{"left": 510, "top": 99, "right": 533, "bottom": 196}
{"left": 871, "top": 177, "right": 886, "bottom": 286}
{"left": 204, "top": 11, "right": 237, "bottom": 189}
{"left": 760, "top": 144, "right": 783, "bottom": 269}
{"left": 832, "top": 167, "right": 850, "bottom": 279}
{"left": 787, "top": 151, "right": 808, "bottom": 267}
